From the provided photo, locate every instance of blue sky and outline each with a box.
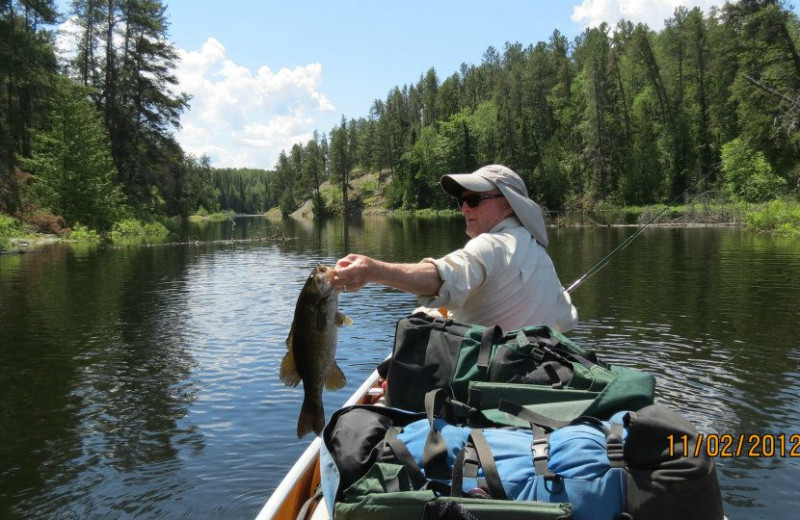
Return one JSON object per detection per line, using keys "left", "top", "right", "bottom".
{"left": 58, "top": 1, "right": 761, "bottom": 169}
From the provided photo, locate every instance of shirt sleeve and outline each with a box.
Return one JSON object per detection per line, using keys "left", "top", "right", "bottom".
{"left": 416, "top": 235, "right": 500, "bottom": 309}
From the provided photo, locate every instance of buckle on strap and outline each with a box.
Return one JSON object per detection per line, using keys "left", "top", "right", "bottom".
{"left": 531, "top": 437, "right": 560, "bottom": 483}
{"left": 531, "top": 437, "right": 549, "bottom": 475}
{"left": 432, "top": 317, "right": 449, "bottom": 330}
{"left": 607, "top": 423, "right": 625, "bottom": 467}
{"left": 461, "top": 445, "right": 480, "bottom": 478}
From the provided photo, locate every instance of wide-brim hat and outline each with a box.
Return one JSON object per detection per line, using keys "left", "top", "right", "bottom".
{"left": 440, "top": 164, "right": 549, "bottom": 247}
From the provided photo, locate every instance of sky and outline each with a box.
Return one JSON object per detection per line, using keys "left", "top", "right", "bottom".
{"left": 58, "top": 1, "right": 764, "bottom": 170}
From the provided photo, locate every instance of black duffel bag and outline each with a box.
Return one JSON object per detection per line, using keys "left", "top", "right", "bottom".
{"left": 383, "top": 312, "right": 655, "bottom": 422}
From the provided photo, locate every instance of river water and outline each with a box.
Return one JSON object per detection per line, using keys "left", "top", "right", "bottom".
{"left": 1, "top": 215, "right": 798, "bottom": 519}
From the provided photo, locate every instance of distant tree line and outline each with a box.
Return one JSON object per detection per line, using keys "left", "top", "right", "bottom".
{"left": 272, "top": 0, "right": 800, "bottom": 216}
{"left": 1, "top": 0, "right": 798, "bottom": 234}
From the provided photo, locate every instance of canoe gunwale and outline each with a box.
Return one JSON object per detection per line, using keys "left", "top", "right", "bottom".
{"left": 255, "top": 367, "right": 383, "bottom": 520}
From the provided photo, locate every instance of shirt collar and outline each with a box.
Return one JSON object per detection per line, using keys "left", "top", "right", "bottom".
{"left": 489, "top": 216, "right": 522, "bottom": 233}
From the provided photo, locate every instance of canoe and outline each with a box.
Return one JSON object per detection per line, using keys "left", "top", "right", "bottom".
{"left": 254, "top": 368, "right": 384, "bottom": 520}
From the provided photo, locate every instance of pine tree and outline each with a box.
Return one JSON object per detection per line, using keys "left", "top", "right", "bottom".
{"left": 19, "top": 79, "right": 124, "bottom": 230}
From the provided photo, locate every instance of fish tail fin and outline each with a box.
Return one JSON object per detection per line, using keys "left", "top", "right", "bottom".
{"left": 279, "top": 350, "right": 301, "bottom": 387}
{"left": 324, "top": 362, "right": 347, "bottom": 391}
{"left": 297, "top": 396, "right": 324, "bottom": 438}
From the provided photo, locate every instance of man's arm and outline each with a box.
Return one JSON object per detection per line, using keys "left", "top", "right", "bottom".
{"left": 331, "top": 254, "right": 442, "bottom": 296}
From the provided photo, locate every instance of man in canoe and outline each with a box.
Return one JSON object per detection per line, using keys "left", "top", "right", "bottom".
{"left": 331, "top": 164, "right": 578, "bottom": 333}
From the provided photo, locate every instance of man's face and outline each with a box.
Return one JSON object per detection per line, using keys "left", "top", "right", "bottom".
{"left": 459, "top": 189, "right": 511, "bottom": 238}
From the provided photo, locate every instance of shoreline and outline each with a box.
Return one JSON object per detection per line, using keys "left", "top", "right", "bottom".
{"left": 1, "top": 218, "right": 743, "bottom": 256}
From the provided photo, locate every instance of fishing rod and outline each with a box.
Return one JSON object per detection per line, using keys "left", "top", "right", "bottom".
{"left": 565, "top": 167, "right": 719, "bottom": 294}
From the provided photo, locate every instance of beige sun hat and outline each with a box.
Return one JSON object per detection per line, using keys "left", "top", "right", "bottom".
{"left": 440, "top": 164, "right": 549, "bottom": 247}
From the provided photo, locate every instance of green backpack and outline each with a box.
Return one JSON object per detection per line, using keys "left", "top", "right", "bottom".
{"left": 384, "top": 313, "right": 655, "bottom": 424}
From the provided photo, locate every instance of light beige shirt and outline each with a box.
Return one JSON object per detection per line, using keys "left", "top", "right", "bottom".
{"left": 417, "top": 217, "right": 578, "bottom": 333}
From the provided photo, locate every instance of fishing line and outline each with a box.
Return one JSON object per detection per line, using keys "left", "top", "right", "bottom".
{"left": 565, "top": 167, "right": 720, "bottom": 294}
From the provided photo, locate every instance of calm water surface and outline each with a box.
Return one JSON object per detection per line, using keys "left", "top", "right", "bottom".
{"left": 1, "top": 216, "right": 798, "bottom": 519}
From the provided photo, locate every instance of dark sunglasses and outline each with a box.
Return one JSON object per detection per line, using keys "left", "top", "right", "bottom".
{"left": 458, "top": 193, "right": 504, "bottom": 208}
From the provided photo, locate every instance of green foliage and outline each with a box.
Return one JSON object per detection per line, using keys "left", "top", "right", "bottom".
{"left": 271, "top": 1, "right": 796, "bottom": 214}
{"left": 327, "top": 186, "right": 343, "bottom": 203}
{"left": 69, "top": 223, "right": 100, "bottom": 242}
{"left": 109, "top": 218, "right": 170, "bottom": 243}
{"left": 178, "top": 154, "right": 217, "bottom": 218}
{"left": 210, "top": 168, "right": 273, "bottom": 213}
{"left": 0, "top": 1, "right": 58, "bottom": 214}
{"left": 88, "top": 0, "right": 189, "bottom": 211}
{"left": 312, "top": 192, "right": 329, "bottom": 217}
{"left": 17, "top": 78, "right": 125, "bottom": 230}
{"left": 721, "top": 138, "right": 787, "bottom": 202}
{"left": 0, "top": 214, "right": 22, "bottom": 238}
{"left": 358, "top": 178, "right": 378, "bottom": 198}
{"left": 745, "top": 199, "right": 800, "bottom": 236}
{"left": 392, "top": 207, "right": 460, "bottom": 218}
{"left": 188, "top": 209, "right": 235, "bottom": 221}
{"left": 3, "top": 0, "right": 799, "bottom": 223}
{"left": 279, "top": 191, "right": 297, "bottom": 217}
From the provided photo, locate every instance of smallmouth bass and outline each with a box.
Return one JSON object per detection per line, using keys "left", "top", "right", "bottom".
{"left": 280, "top": 264, "right": 352, "bottom": 437}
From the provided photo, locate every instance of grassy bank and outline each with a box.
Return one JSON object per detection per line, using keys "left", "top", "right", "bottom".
{"left": 0, "top": 214, "right": 172, "bottom": 254}
{"left": 557, "top": 201, "right": 748, "bottom": 227}
{"left": 556, "top": 200, "right": 799, "bottom": 236}
{"left": 3, "top": 195, "right": 798, "bottom": 254}
{"left": 743, "top": 199, "right": 800, "bottom": 236}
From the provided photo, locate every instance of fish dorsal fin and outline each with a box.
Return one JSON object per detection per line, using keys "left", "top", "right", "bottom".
{"left": 336, "top": 312, "right": 353, "bottom": 326}
{"left": 324, "top": 362, "right": 347, "bottom": 391}
{"left": 279, "top": 349, "right": 301, "bottom": 387}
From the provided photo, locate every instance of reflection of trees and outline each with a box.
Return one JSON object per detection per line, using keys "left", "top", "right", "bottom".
{"left": 0, "top": 244, "right": 203, "bottom": 518}
{"left": 1, "top": 245, "right": 79, "bottom": 515}
{"left": 98, "top": 246, "right": 201, "bottom": 471}
{"left": 274, "top": 214, "right": 466, "bottom": 261}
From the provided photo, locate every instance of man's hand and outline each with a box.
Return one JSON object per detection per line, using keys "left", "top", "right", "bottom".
{"left": 331, "top": 254, "right": 372, "bottom": 293}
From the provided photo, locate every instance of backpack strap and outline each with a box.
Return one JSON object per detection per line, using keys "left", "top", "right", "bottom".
{"left": 450, "top": 429, "right": 508, "bottom": 500}
{"left": 421, "top": 389, "right": 453, "bottom": 479}
{"left": 497, "top": 399, "right": 570, "bottom": 431}
{"left": 606, "top": 422, "right": 625, "bottom": 469}
{"left": 383, "top": 429, "right": 428, "bottom": 489}
{"left": 565, "top": 416, "right": 627, "bottom": 470}
{"left": 468, "top": 429, "right": 508, "bottom": 499}
{"left": 477, "top": 325, "right": 502, "bottom": 369}
{"left": 543, "top": 363, "right": 566, "bottom": 388}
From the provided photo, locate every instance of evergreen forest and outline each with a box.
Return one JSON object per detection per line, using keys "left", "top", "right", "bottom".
{"left": 1, "top": 0, "right": 799, "bottom": 239}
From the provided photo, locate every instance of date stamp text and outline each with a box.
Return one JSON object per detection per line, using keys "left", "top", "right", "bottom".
{"left": 667, "top": 433, "right": 800, "bottom": 458}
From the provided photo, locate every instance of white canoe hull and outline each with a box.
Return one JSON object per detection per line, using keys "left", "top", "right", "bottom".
{"left": 255, "top": 368, "right": 383, "bottom": 520}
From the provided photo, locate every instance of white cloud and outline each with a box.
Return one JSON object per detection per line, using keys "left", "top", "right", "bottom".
{"left": 571, "top": 0, "right": 720, "bottom": 31}
{"left": 55, "top": 16, "right": 81, "bottom": 60}
{"left": 175, "top": 37, "right": 335, "bottom": 169}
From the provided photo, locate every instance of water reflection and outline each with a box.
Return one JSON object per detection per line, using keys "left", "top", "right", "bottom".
{"left": 562, "top": 226, "right": 800, "bottom": 518}
{"left": 1, "top": 217, "right": 798, "bottom": 519}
